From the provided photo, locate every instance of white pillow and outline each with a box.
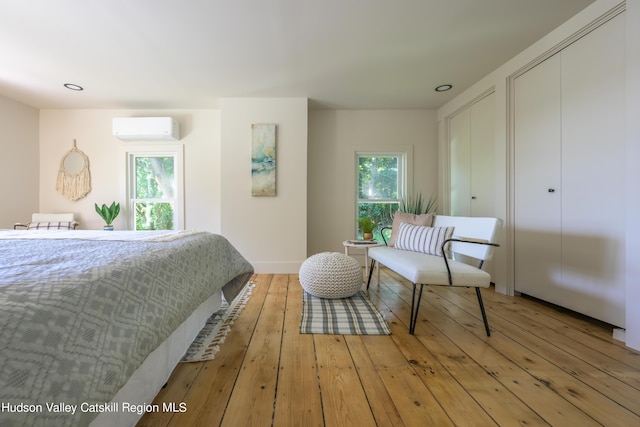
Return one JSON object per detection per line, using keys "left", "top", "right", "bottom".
{"left": 395, "top": 223, "right": 455, "bottom": 256}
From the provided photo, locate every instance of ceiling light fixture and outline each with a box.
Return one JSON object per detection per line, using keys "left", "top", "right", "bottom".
{"left": 64, "top": 83, "right": 83, "bottom": 91}
{"left": 435, "top": 84, "right": 453, "bottom": 92}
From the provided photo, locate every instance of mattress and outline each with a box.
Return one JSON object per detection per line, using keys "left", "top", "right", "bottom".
{"left": 0, "top": 230, "right": 254, "bottom": 427}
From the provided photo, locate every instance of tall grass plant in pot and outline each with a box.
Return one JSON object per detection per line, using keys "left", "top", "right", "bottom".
{"left": 399, "top": 192, "right": 437, "bottom": 215}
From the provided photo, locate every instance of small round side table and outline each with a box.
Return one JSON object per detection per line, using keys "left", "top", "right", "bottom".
{"left": 342, "top": 240, "right": 383, "bottom": 284}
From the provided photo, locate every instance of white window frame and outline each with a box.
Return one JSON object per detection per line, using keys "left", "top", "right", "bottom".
{"left": 125, "top": 144, "right": 184, "bottom": 231}
{"left": 355, "top": 150, "right": 408, "bottom": 234}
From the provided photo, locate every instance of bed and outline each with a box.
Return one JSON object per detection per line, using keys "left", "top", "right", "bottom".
{"left": 0, "top": 229, "right": 254, "bottom": 427}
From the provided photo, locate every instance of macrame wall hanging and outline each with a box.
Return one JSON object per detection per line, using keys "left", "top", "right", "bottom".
{"left": 56, "top": 139, "right": 92, "bottom": 201}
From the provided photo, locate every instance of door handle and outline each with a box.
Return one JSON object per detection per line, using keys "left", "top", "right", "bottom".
{"left": 548, "top": 188, "right": 556, "bottom": 193}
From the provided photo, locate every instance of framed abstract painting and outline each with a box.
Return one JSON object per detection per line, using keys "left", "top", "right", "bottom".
{"left": 251, "top": 123, "right": 276, "bottom": 196}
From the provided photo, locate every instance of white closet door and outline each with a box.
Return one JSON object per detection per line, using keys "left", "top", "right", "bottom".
{"left": 470, "top": 93, "right": 495, "bottom": 217}
{"left": 449, "top": 92, "right": 495, "bottom": 217}
{"left": 560, "top": 14, "right": 625, "bottom": 327}
{"left": 450, "top": 108, "right": 471, "bottom": 216}
{"left": 514, "top": 54, "right": 563, "bottom": 302}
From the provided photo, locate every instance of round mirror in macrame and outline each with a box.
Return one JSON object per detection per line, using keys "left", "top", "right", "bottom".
{"left": 56, "top": 139, "right": 92, "bottom": 201}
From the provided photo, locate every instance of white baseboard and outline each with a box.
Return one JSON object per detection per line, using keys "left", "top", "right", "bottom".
{"left": 613, "top": 328, "right": 626, "bottom": 342}
{"left": 251, "top": 262, "right": 303, "bottom": 274}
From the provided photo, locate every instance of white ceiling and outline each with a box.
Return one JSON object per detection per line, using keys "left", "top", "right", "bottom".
{"left": 0, "top": 0, "right": 595, "bottom": 110}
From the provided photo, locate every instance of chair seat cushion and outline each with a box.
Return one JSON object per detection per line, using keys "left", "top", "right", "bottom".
{"left": 368, "top": 246, "right": 490, "bottom": 287}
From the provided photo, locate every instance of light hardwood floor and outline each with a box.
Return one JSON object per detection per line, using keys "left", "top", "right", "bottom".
{"left": 138, "top": 270, "right": 640, "bottom": 427}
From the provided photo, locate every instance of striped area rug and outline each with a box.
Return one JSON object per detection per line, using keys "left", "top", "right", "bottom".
{"left": 300, "top": 291, "right": 391, "bottom": 335}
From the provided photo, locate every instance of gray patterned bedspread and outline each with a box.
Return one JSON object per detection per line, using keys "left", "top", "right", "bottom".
{"left": 0, "top": 230, "right": 254, "bottom": 427}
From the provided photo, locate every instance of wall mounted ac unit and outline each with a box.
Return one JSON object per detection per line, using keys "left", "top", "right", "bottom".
{"left": 112, "top": 117, "right": 180, "bottom": 141}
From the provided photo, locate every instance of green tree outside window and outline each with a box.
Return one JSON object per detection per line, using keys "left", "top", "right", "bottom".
{"left": 134, "top": 156, "right": 175, "bottom": 230}
{"left": 357, "top": 153, "right": 404, "bottom": 241}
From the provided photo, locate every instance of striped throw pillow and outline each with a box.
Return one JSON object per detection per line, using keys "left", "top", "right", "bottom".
{"left": 395, "top": 223, "right": 455, "bottom": 257}
{"left": 27, "top": 221, "right": 75, "bottom": 230}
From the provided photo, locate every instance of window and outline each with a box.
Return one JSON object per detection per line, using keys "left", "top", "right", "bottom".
{"left": 126, "top": 146, "right": 184, "bottom": 231}
{"left": 356, "top": 152, "right": 405, "bottom": 240}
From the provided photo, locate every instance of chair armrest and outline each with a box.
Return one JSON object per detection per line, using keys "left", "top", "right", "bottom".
{"left": 441, "top": 238, "right": 500, "bottom": 286}
{"left": 451, "top": 236, "right": 487, "bottom": 244}
{"left": 444, "top": 238, "right": 499, "bottom": 248}
{"left": 71, "top": 221, "right": 79, "bottom": 230}
{"left": 13, "top": 223, "right": 27, "bottom": 230}
{"left": 380, "top": 226, "right": 392, "bottom": 246}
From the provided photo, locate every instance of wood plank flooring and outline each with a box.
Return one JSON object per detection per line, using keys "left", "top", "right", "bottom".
{"left": 138, "top": 269, "right": 640, "bottom": 427}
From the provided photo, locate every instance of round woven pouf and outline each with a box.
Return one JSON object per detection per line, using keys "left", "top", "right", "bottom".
{"left": 299, "top": 252, "right": 363, "bottom": 299}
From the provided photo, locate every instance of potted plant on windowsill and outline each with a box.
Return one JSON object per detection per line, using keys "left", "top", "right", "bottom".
{"left": 358, "top": 216, "right": 376, "bottom": 240}
{"left": 95, "top": 202, "right": 120, "bottom": 231}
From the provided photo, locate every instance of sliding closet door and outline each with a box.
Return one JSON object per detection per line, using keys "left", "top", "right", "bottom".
{"left": 514, "top": 12, "right": 625, "bottom": 327}
{"left": 513, "top": 54, "right": 562, "bottom": 302}
{"left": 560, "top": 13, "right": 625, "bottom": 327}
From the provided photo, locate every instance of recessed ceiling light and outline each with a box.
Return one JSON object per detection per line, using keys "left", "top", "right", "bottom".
{"left": 64, "top": 83, "right": 83, "bottom": 91}
{"left": 435, "top": 84, "right": 453, "bottom": 92}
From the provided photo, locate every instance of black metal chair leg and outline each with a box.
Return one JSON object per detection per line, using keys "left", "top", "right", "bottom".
{"left": 475, "top": 287, "right": 491, "bottom": 336}
{"left": 409, "top": 283, "right": 424, "bottom": 335}
{"left": 366, "top": 259, "right": 376, "bottom": 290}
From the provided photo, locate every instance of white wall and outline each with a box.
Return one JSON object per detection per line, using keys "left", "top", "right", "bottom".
{"left": 308, "top": 109, "right": 438, "bottom": 260}
{"left": 437, "top": 0, "right": 640, "bottom": 350}
{"left": 220, "top": 98, "right": 308, "bottom": 273}
{"left": 38, "top": 101, "right": 307, "bottom": 274}
{"left": 38, "top": 109, "right": 220, "bottom": 231}
{"left": 0, "top": 95, "right": 39, "bottom": 229}
{"left": 625, "top": 0, "right": 640, "bottom": 349}
{"left": 36, "top": 103, "right": 433, "bottom": 276}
